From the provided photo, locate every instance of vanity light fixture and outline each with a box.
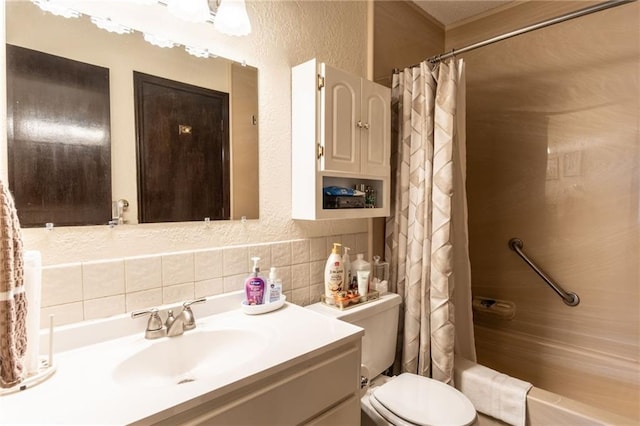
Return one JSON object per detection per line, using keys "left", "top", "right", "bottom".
{"left": 143, "top": 33, "right": 177, "bottom": 49}
{"left": 185, "top": 45, "right": 211, "bottom": 58}
{"left": 31, "top": 0, "right": 80, "bottom": 19}
{"left": 214, "top": 0, "right": 252, "bottom": 36}
{"left": 90, "top": 16, "right": 133, "bottom": 35}
{"left": 30, "top": 0, "right": 251, "bottom": 61}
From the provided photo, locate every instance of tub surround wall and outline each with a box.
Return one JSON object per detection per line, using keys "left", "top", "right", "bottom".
{"left": 448, "top": 0, "right": 639, "bottom": 418}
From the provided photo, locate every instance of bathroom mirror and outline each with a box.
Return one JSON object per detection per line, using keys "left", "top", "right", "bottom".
{"left": 5, "top": 1, "right": 259, "bottom": 225}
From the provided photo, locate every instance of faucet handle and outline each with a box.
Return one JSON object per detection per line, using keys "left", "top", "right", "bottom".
{"left": 131, "top": 307, "right": 166, "bottom": 339}
{"left": 183, "top": 297, "right": 207, "bottom": 308}
{"left": 182, "top": 298, "right": 207, "bottom": 331}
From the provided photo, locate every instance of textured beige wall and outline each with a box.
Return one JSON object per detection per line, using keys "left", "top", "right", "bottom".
{"left": 453, "top": 1, "right": 639, "bottom": 418}
{"left": 1, "top": 0, "right": 370, "bottom": 265}
{"left": 373, "top": 0, "right": 444, "bottom": 87}
{"left": 371, "top": 0, "right": 444, "bottom": 259}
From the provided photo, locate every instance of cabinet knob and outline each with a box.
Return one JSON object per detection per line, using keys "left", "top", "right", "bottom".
{"left": 363, "top": 123, "right": 370, "bottom": 130}
{"left": 356, "top": 121, "right": 363, "bottom": 128}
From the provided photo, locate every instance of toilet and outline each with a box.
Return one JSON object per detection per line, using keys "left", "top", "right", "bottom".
{"left": 307, "top": 293, "right": 477, "bottom": 426}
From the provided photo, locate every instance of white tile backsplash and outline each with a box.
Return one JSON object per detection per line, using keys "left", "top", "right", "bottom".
{"left": 162, "top": 253, "right": 195, "bottom": 286}
{"left": 356, "top": 232, "right": 368, "bottom": 255}
{"left": 41, "top": 263, "right": 83, "bottom": 307}
{"left": 125, "top": 256, "right": 162, "bottom": 292}
{"left": 126, "top": 289, "right": 163, "bottom": 312}
{"left": 291, "top": 263, "right": 310, "bottom": 290}
{"left": 291, "top": 287, "right": 310, "bottom": 306}
{"left": 84, "top": 295, "right": 126, "bottom": 320}
{"left": 223, "top": 273, "right": 246, "bottom": 293}
{"left": 270, "top": 242, "right": 291, "bottom": 267}
{"left": 38, "top": 233, "right": 365, "bottom": 327}
{"left": 291, "top": 239, "right": 310, "bottom": 265}
{"left": 247, "top": 244, "right": 272, "bottom": 272}
{"left": 82, "top": 259, "right": 125, "bottom": 300}
{"left": 274, "top": 265, "right": 292, "bottom": 292}
{"left": 310, "top": 260, "right": 325, "bottom": 286}
{"left": 310, "top": 237, "right": 328, "bottom": 261}
{"left": 341, "top": 234, "right": 357, "bottom": 254}
{"left": 162, "top": 283, "right": 195, "bottom": 304}
{"left": 310, "top": 283, "right": 324, "bottom": 304}
{"left": 195, "top": 278, "right": 224, "bottom": 299}
{"left": 223, "top": 246, "right": 249, "bottom": 276}
{"left": 40, "top": 302, "right": 84, "bottom": 328}
{"left": 194, "top": 249, "right": 223, "bottom": 281}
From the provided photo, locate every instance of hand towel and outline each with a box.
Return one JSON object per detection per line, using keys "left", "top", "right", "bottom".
{"left": 0, "top": 179, "right": 27, "bottom": 388}
{"left": 454, "top": 355, "right": 532, "bottom": 426}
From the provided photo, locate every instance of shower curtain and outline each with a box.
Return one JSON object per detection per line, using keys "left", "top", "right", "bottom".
{"left": 385, "top": 58, "right": 476, "bottom": 385}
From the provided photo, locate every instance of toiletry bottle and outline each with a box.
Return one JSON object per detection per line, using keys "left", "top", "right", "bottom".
{"left": 245, "top": 257, "right": 266, "bottom": 305}
{"left": 372, "top": 255, "right": 389, "bottom": 292}
{"left": 343, "top": 246, "right": 352, "bottom": 292}
{"left": 324, "top": 243, "right": 344, "bottom": 303}
{"left": 266, "top": 267, "right": 282, "bottom": 303}
{"left": 351, "top": 253, "right": 371, "bottom": 295}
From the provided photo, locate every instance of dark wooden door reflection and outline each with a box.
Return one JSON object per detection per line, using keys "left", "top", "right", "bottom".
{"left": 134, "top": 72, "right": 230, "bottom": 223}
{"left": 6, "top": 44, "right": 112, "bottom": 227}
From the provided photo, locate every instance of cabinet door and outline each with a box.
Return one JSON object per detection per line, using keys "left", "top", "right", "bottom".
{"left": 321, "top": 64, "right": 361, "bottom": 174}
{"left": 361, "top": 80, "right": 390, "bottom": 177}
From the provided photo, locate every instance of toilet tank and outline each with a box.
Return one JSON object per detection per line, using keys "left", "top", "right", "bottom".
{"left": 307, "top": 293, "right": 401, "bottom": 379}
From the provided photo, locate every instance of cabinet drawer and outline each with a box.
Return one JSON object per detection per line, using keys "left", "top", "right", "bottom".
{"left": 304, "top": 394, "right": 361, "bottom": 426}
{"left": 156, "top": 342, "right": 361, "bottom": 425}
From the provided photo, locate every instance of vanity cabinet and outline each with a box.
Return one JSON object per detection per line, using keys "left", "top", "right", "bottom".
{"left": 148, "top": 341, "right": 362, "bottom": 425}
{"left": 292, "top": 58, "right": 390, "bottom": 220}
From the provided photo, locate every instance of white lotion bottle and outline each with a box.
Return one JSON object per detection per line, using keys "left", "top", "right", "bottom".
{"left": 351, "top": 253, "right": 371, "bottom": 296}
{"left": 324, "top": 243, "right": 344, "bottom": 304}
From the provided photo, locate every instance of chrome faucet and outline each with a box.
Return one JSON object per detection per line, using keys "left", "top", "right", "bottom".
{"left": 166, "top": 298, "right": 207, "bottom": 336}
{"left": 131, "top": 298, "right": 207, "bottom": 339}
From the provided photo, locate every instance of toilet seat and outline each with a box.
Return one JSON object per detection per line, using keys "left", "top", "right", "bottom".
{"left": 370, "top": 373, "right": 477, "bottom": 426}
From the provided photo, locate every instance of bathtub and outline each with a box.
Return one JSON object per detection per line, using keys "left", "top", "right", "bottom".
{"left": 362, "top": 364, "right": 635, "bottom": 426}
{"left": 464, "top": 370, "right": 637, "bottom": 426}
{"left": 474, "top": 385, "right": 635, "bottom": 425}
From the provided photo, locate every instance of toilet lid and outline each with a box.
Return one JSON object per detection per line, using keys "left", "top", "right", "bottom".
{"left": 371, "top": 373, "right": 476, "bottom": 426}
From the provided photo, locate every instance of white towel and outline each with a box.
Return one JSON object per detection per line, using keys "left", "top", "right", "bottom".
{"left": 454, "top": 355, "right": 532, "bottom": 426}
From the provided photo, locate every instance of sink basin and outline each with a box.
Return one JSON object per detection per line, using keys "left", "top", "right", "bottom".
{"left": 113, "top": 328, "right": 268, "bottom": 387}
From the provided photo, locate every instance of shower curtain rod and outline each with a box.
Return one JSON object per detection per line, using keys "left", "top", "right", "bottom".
{"left": 411, "top": 0, "right": 635, "bottom": 66}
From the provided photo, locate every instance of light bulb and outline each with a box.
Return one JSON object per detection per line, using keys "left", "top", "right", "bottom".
{"left": 214, "top": 0, "right": 251, "bottom": 36}
{"left": 167, "top": 0, "right": 212, "bottom": 23}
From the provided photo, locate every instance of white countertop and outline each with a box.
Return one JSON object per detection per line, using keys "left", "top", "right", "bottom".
{"left": 0, "top": 291, "right": 363, "bottom": 425}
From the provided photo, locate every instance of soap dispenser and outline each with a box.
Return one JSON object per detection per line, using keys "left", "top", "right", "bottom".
{"left": 266, "top": 267, "right": 283, "bottom": 303}
{"left": 245, "top": 257, "right": 266, "bottom": 305}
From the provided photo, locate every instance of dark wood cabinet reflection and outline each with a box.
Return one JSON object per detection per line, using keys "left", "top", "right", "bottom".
{"left": 6, "top": 44, "right": 111, "bottom": 227}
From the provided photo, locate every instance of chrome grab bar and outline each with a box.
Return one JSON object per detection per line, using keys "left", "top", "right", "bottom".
{"left": 508, "top": 238, "right": 580, "bottom": 307}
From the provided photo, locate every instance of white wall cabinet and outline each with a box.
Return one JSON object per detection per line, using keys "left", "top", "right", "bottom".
{"left": 292, "top": 58, "right": 390, "bottom": 220}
